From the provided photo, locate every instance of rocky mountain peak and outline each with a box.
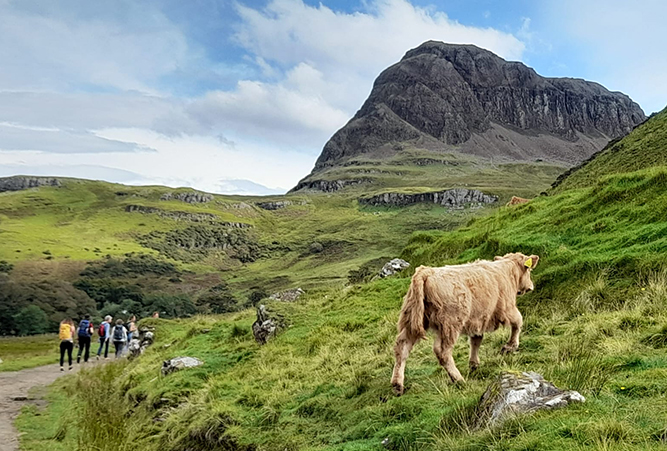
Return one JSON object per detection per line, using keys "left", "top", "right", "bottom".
{"left": 310, "top": 41, "right": 645, "bottom": 173}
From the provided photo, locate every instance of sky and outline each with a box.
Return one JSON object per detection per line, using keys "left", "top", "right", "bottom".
{"left": 0, "top": 0, "right": 665, "bottom": 195}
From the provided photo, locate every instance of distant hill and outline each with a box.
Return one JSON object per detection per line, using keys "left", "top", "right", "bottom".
{"left": 552, "top": 107, "right": 666, "bottom": 191}
{"left": 295, "top": 41, "right": 645, "bottom": 192}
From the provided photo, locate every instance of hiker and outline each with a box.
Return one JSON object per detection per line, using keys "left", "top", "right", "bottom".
{"left": 96, "top": 315, "right": 112, "bottom": 360}
{"left": 59, "top": 318, "right": 76, "bottom": 371}
{"left": 126, "top": 315, "right": 137, "bottom": 350}
{"left": 110, "top": 319, "right": 128, "bottom": 359}
{"left": 76, "top": 314, "right": 94, "bottom": 364}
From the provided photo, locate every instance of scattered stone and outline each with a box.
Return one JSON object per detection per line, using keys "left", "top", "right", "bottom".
{"left": 377, "top": 258, "right": 410, "bottom": 278}
{"left": 381, "top": 437, "right": 390, "bottom": 448}
{"left": 162, "top": 356, "right": 204, "bottom": 376}
{"left": 128, "top": 328, "right": 155, "bottom": 359}
{"left": 474, "top": 371, "right": 585, "bottom": 429}
{"left": 359, "top": 188, "right": 498, "bottom": 208}
{"left": 160, "top": 191, "right": 213, "bottom": 204}
{"left": 252, "top": 305, "right": 284, "bottom": 345}
{"left": 309, "top": 242, "right": 324, "bottom": 254}
{"left": 269, "top": 288, "right": 304, "bottom": 302}
{"left": 0, "top": 176, "right": 61, "bottom": 193}
{"left": 200, "top": 329, "right": 211, "bottom": 334}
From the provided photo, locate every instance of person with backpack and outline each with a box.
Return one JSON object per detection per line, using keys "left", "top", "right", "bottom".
{"left": 76, "top": 314, "right": 94, "bottom": 363}
{"left": 59, "top": 318, "right": 76, "bottom": 371}
{"left": 110, "top": 319, "right": 128, "bottom": 359}
{"left": 96, "top": 315, "right": 112, "bottom": 360}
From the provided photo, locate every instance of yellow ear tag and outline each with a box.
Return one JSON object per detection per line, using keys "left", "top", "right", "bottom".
{"left": 524, "top": 257, "right": 533, "bottom": 268}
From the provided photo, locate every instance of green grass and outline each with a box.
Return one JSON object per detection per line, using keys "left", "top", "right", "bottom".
{"left": 21, "top": 272, "right": 667, "bottom": 451}
{"left": 552, "top": 107, "right": 666, "bottom": 192}
{"left": 15, "top": 378, "right": 79, "bottom": 451}
{"left": 0, "top": 334, "right": 58, "bottom": 371}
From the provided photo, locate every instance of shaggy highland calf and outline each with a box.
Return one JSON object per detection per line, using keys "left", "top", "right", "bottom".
{"left": 391, "top": 253, "right": 539, "bottom": 395}
{"left": 506, "top": 196, "right": 530, "bottom": 206}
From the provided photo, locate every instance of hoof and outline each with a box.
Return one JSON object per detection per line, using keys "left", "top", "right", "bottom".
{"left": 501, "top": 345, "right": 518, "bottom": 354}
{"left": 392, "top": 383, "right": 404, "bottom": 396}
{"left": 469, "top": 362, "right": 479, "bottom": 372}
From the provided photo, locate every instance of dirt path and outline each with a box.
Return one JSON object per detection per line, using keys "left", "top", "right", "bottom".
{"left": 0, "top": 363, "right": 84, "bottom": 451}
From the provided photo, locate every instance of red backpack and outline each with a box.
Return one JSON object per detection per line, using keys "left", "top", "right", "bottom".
{"left": 98, "top": 322, "right": 106, "bottom": 337}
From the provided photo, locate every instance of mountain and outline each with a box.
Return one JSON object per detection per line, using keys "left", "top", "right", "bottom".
{"left": 301, "top": 41, "right": 645, "bottom": 188}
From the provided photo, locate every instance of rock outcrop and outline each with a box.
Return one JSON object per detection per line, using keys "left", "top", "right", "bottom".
{"left": 308, "top": 41, "right": 645, "bottom": 174}
{"left": 162, "top": 356, "right": 204, "bottom": 375}
{"left": 269, "top": 288, "right": 304, "bottom": 302}
{"left": 124, "top": 204, "right": 251, "bottom": 227}
{"left": 0, "top": 176, "right": 61, "bottom": 192}
{"left": 160, "top": 191, "right": 213, "bottom": 204}
{"left": 290, "top": 179, "right": 370, "bottom": 193}
{"left": 252, "top": 305, "right": 284, "bottom": 344}
{"left": 128, "top": 328, "right": 154, "bottom": 360}
{"left": 475, "top": 371, "right": 585, "bottom": 429}
{"left": 359, "top": 188, "right": 497, "bottom": 208}
{"left": 377, "top": 258, "right": 410, "bottom": 278}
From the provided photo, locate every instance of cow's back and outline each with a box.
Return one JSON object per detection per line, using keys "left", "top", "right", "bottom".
{"left": 422, "top": 261, "right": 518, "bottom": 335}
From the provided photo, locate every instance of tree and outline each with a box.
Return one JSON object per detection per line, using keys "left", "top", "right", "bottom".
{"left": 13, "top": 305, "right": 49, "bottom": 336}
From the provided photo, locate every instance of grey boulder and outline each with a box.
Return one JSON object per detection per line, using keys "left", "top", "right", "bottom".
{"left": 475, "top": 371, "right": 585, "bottom": 429}
{"left": 162, "top": 356, "right": 203, "bottom": 376}
{"left": 378, "top": 258, "right": 410, "bottom": 278}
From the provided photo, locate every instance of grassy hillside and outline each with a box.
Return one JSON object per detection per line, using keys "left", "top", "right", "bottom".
{"left": 0, "top": 155, "right": 560, "bottom": 335}
{"left": 552, "top": 108, "right": 666, "bottom": 191}
{"left": 18, "top": 108, "right": 667, "bottom": 450}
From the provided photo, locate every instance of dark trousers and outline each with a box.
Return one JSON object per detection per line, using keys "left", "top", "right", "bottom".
{"left": 60, "top": 341, "right": 73, "bottom": 367}
{"left": 97, "top": 338, "right": 109, "bottom": 358}
{"left": 113, "top": 341, "right": 125, "bottom": 358}
{"left": 77, "top": 335, "right": 91, "bottom": 362}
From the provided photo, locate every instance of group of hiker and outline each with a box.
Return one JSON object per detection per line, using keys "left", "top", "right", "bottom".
{"left": 58, "top": 313, "right": 143, "bottom": 371}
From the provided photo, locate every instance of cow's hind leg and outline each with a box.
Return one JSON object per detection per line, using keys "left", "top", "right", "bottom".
{"left": 469, "top": 335, "right": 483, "bottom": 371}
{"left": 501, "top": 309, "right": 523, "bottom": 354}
{"left": 434, "top": 328, "right": 464, "bottom": 383}
{"left": 391, "top": 329, "right": 418, "bottom": 396}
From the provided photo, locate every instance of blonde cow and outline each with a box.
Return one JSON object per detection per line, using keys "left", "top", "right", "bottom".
{"left": 391, "top": 253, "right": 539, "bottom": 395}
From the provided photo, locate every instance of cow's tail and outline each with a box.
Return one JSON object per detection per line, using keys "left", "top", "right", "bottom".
{"left": 398, "top": 266, "right": 431, "bottom": 339}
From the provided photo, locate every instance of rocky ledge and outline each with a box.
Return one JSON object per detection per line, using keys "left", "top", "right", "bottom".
{"left": 290, "top": 178, "right": 371, "bottom": 193}
{"left": 125, "top": 205, "right": 252, "bottom": 228}
{"left": 359, "top": 188, "right": 497, "bottom": 208}
{"left": 160, "top": 191, "right": 213, "bottom": 204}
{"left": 0, "top": 176, "right": 61, "bottom": 192}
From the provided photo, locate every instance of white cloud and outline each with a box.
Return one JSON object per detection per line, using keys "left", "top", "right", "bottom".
{"left": 546, "top": 0, "right": 667, "bottom": 114}
{"left": 0, "top": 0, "right": 529, "bottom": 191}
{"left": 0, "top": 0, "right": 189, "bottom": 93}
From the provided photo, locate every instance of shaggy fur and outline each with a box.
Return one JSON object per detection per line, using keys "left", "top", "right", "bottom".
{"left": 391, "top": 253, "right": 539, "bottom": 395}
{"left": 506, "top": 196, "right": 530, "bottom": 206}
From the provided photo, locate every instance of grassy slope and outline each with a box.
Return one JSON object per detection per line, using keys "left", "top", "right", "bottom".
{"left": 0, "top": 334, "right": 57, "bottom": 371}
{"left": 553, "top": 108, "right": 666, "bottom": 192}
{"left": 0, "top": 154, "right": 560, "bottom": 298}
{"left": 18, "top": 108, "right": 667, "bottom": 450}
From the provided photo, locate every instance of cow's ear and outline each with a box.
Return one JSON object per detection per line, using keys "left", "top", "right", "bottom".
{"left": 526, "top": 255, "right": 539, "bottom": 269}
{"left": 494, "top": 256, "right": 503, "bottom": 261}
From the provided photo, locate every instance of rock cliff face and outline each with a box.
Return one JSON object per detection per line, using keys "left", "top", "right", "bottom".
{"left": 312, "top": 41, "right": 645, "bottom": 172}
{"left": 359, "top": 188, "right": 497, "bottom": 208}
{"left": 160, "top": 191, "right": 213, "bottom": 204}
{"left": 0, "top": 176, "right": 61, "bottom": 192}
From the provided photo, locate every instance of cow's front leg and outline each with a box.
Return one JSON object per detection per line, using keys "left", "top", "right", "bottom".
{"left": 469, "top": 335, "right": 483, "bottom": 370}
{"left": 501, "top": 310, "right": 522, "bottom": 354}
